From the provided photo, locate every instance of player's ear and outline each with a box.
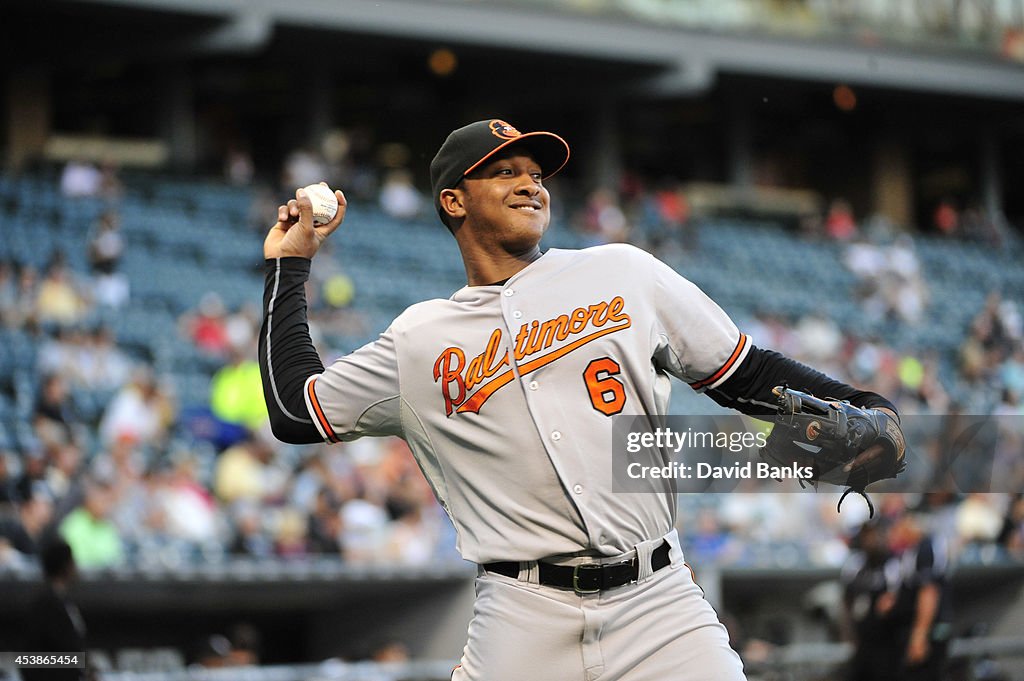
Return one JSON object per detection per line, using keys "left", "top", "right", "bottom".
{"left": 439, "top": 188, "right": 467, "bottom": 222}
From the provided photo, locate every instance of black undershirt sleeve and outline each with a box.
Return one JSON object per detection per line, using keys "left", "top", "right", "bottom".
{"left": 705, "top": 345, "right": 898, "bottom": 419}
{"left": 259, "top": 257, "right": 327, "bottom": 444}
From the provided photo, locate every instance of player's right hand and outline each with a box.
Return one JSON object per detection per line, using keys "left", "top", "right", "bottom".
{"left": 264, "top": 183, "right": 346, "bottom": 260}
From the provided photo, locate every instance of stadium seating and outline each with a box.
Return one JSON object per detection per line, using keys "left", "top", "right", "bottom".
{"left": 2, "top": 170, "right": 1024, "bottom": 571}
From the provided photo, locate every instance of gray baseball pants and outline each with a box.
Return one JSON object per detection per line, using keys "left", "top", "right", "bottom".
{"left": 452, "top": 530, "right": 746, "bottom": 681}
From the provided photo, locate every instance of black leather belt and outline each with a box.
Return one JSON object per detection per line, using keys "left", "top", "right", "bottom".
{"left": 483, "top": 541, "right": 671, "bottom": 595}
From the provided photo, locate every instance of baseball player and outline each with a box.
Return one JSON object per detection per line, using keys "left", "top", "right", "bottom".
{"left": 259, "top": 119, "right": 903, "bottom": 680}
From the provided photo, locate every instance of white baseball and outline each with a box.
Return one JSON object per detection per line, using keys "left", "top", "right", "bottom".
{"left": 302, "top": 184, "right": 339, "bottom": 225}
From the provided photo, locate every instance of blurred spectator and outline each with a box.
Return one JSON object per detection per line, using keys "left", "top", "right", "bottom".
{"left": 5, "top": 263, "right": 40, "bottom": 328}
{"left": 842, "top": 516, "right": 952, "bottom": 681}
{"left": 340, "top": 491, "right": 390, "bottom": 564}
{"left": 899, "top": 353, "right": 950, "bottom": 415}
{"left": 21, "top": 538, "right": 91, "bottom": 681}
{"left": 248, "top": 186, "right": 281, "bottom": 233}
{"left": 86, "top": 210, "right": 128, "bottom": 309}
{"left": 38, "top": 327, "right": 86, "bottom": 387}
{"left": 843, "top": 237, "right": 886, "bottom": 281}
{"left": 79, "top": 326, "right": 133, "bottom": 391}
{"left": 848, "top": 337, "right": 896, "bottom": 388}
{"left": 843, "top": 235, "right": 927, "bottom": 325}
{"left": 0, "top": 483, "right": 54, "bottom": 559}
{"left": 59, "top": 478, "right": 123, "bottom": 568}
{"left": 0, "top": 259, "right": 18, "bottom": 326}
{"left": 209, "top": 346, "right": 269, "bottom": 437}
{"left": 1001, "top": 343, "right": 1024, "bottom": 397}
{"left": 38, "top": 326, "right": 132, "bottom": 394}
{"left": 289, "top": 450, "right": 331, "bottom": 513}
{"left": 98, "top": 159, "right": 124, "bottom": 200}
{"left": 372, "top": 640, "right": 411, "bottom": 663}
{"left": 825, "top": 198, "right": 858, "bottom": 241}
{"left": 99, "top": 368, "right": 175, "bottom": 448}
{"left": 36, "top": 258, "right": 91, "bottom": 327}
{"left": 998, "top": 297, "right": 1023, "bottom": 343}
{"left": 684, "top": 508, "right": 735, "bottom": 564}
{"left": 60, "top": 159, "right": 102, "bottom": 198}
{"left": 342, "top": 126, "right": 381, "bottom": 200}
{"left": 93, "top": 432, "right": 142, "bottom": 491}
{"left": 191, "top": 634, "right": 232, "bottom": 669}
{"left": 224, "top": 147, "right": 255, "bottom": 187}
{"left": 0, "top": 450, "right": 18, "bottom": 505}
{"left": 46, "top": 443, "right": 86, "bottom": 509}
{"left": 88, "top": 211, "right": 124, "bottom": 275}
{"left": 994, "top": 386, "right": 1023, "bottom": 417}
{"left": 310, "top": 271, "right": 368, "bottom": 340}
{"left": 109, "top": 457, "right": 168, "bottom": 549}
{"left": 955, "top": 494, "right": 1005, "bottom": 546}
{"left": 379, "top": 169, "right": 423, "bottom": 220}
{"left": 14, "top": 452, "right": 49, "bottom": 509}
{"left": 580, "top": 188, "right": 629, "bottom": 245}
{"left": 229, "top": 502, "right": 274, "bottom": 559}
{"left": 745, "top": 312, "right": 799, "bottom": 358}
{"left": 320, "top": 129, "right": 356, "bottom": 190}
{"left": 274, "top": 507, "right": 309, "bottom": 558}
{"left": 794, "top": 313, "right": 843, "bottom": 366}
{"left": 974, "top": 292, "right": 1021, "bottom": 352}
{"left": 281, "top": 147, "right": 328, "bottom": 190}
{"left": 384, "top": 502, "right": 439, "bottom": 565}
{"left": 647, "top": 181, "right": 693, "bottom": 253}
{"left": 307, "top": 488, "right": 343, "bottom": 555}
{"left": 214, "top": 434, "right": 280, "bottom": 504}
{"left": 34, "top": 374, "right": 78, "bottom": 448}
{"left": 226, "top": 622, "right": 262, "bottom": 666}
{"left": 375, "top": 440, "right": 442, "bottom": 564}
{"left": 959, "top": 319, "right": 993, "bottom": 386}
{"left": 841, "top": 521, "right": 893, "bottom": 680}
{"left": 960, "top": 205, "right": 1010, "bottom": 249}
{"left": 157, "top": 453, "right": 219, "bottom": 543}
{"left": 885, "top": 236, "right": 927, "bottom": 324}
{"left": 957, "top": 292, "right": 1022, "bottom": 412}
{"left": 861, "top": 211, "right": 897, "bottom": 243}
{"left": 180, "top": 292, "right": 230, "bottom": 358}
{"left": 889, "top": 514, "right": 953, "bottom": 679}
{"left": 225, "top": 302, "right": 259, "bottom": 354}
{"left": 932, "top": 198, "right": 959, "bottom": 237}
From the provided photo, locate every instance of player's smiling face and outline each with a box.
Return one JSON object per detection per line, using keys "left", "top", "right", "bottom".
{"left": 459, "top": 150, "right": 551, "bottom": 250}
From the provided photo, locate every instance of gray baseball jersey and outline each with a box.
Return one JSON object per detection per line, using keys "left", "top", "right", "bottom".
{"left": 304, "top": 243, "right": 749, "bottom": 564}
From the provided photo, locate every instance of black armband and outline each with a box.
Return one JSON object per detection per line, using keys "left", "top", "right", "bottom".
{"left": 259, "top": 258, "right": 327, "bottom": 444}
{"left": 706, "top": 345, "right": 898, "bottom": 419}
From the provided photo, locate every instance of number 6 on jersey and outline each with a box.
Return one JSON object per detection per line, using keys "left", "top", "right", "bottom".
{"left": 583, "top": 357, "right": 626, "bottom": 416}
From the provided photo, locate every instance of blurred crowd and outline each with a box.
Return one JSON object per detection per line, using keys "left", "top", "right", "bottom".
{"left": 0, "top": 164, "right": 455, "bottom": 573}
{"left": 0, "top": 149, "right": 1022, "bottom": 581}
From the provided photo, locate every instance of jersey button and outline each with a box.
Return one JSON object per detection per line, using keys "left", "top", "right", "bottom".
{"left": 551, "top": 430, "right": 562, "bottom": 441}
{"left": 512, "top": 310, "right": 523, "bottom": 319}
{"left": 503, "top": 288, "right": 514, "bottom": 297}
{"left": 573, "top": 484, "right": 583, "bottom": 495}
{"left": 528, "top": 381, "right": 539, "bottom": 391}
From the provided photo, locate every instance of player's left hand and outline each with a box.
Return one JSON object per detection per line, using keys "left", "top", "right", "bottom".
{"left": 760, "top": 391, "right": 906, "bottom": 515}
{"left": 842, "top": 407, "right": 900, "bottom": 474}
{"left": 264, "top": 183, "right": 346, "bottom": 260}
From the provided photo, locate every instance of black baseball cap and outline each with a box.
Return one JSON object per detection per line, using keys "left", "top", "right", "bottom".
{"left": 430, "top": 119, "right": 570, "bottom": 219}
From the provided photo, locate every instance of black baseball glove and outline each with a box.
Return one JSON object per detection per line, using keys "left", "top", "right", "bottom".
{"left": 759, "top": 386, "right": 906, "bottom": 516}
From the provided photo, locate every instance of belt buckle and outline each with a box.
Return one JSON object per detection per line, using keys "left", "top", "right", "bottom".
{"left": 572, "top": 563, "right": 602, "bottom": 595}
